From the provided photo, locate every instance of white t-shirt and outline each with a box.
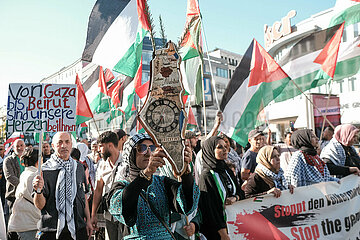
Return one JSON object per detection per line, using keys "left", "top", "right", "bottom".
{"left": 96, "top": 152, "right": 122, "bottom": 196}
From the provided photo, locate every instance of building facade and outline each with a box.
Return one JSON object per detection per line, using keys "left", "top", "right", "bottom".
{"left": 262, "top": 2, "right": 360, "bottom": 141}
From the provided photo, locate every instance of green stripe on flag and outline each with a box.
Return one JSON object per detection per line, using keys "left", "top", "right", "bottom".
{"left": 231, "top": 77, "right": 290, "bottom": 146}
{"left": 210, "top": 170, "right": 227, "bottom": 221}
{"left": 76, "top": 115, "right": 92, "bottom": 125}
{"left": 90, "top": 92, "right": 111, "bottom": 114}
{"left": 113, "top": 28, "right": 148, "bottom": 77}
{"left": 275, "top": 55, "right": 360, "bottom": 103}
{"left": 329, "top": 4, "right": 360, "bottom": 27}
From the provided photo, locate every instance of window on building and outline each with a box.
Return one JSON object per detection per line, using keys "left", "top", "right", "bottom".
{"left": 348, "top": 77, "right": 356, "bottom": 91}
{"left": 142, "top": 72, "right": 150, "bottom": 84}
{"left": 342, "top": 28, "right": 347, "bottom": 42}
{"left": 229, "top": 69, "right": 232, "bottom": 79}
{"left": 216, "top": 67, "right": 228, "bottom": 78}
{"left": 338, "top": 79, "right": 344, "bottom": 93}
{"left": 235, "top": 60, "right": 238, "bottom": 66}
{"left": 204, "top": 64, "right": 210, "bottom": 74}
{"left": 142, "top": 51, "right": 152, "bottom": 65}
{"left": 354, "top": 24, "right": 359, "bottom": 37}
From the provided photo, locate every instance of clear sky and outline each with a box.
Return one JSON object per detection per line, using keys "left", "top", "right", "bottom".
{"left": 0, "top": 0, "right": 336, "bottom": 106}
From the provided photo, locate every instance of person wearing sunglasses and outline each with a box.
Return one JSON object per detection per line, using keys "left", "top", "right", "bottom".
{"left": 108, "top": 133, "right": 199, "bottom": 239}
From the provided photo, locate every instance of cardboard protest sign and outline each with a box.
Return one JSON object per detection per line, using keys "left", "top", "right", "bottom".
{"left": 7, "top": 83, "right": 77, "bottom": 136}
{"left": 226, "top": 175, "right": 360, "bottom": 240}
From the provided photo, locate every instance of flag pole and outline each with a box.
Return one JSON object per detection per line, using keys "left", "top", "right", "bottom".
{"left": 91, "top": 117, "right": 100, "bottom": 136}
{"left": 201, "top": 63, "right": 207, "bottom": 136}
{"left": 289, "top": 79, "right": 335, "bottom": 129}
{"left": 319, "top": 78, "right": 334, "bottom": 141}
{"left": 200, "top": 16, "right": 220, "bottom": 111}
{"left": 106, "top": 97, "right": 115, "bottom": 130}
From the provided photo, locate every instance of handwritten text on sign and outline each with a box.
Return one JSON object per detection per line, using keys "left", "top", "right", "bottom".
{"left": 7, "top": 83, "right": 76, "bottom": 134}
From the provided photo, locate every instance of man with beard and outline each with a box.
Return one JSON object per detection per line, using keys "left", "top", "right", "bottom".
{"left": 91, "top": 131, "right": 124, "bottom": 240}
{"left": 32, "top": 132, "right": 92, "bottom": 239}
{"left": 42, "top": 141, "right": 52, "bottom": 162}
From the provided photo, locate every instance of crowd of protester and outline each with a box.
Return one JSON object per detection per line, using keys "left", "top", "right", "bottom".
{"left": 0, "top": 114, "right": 360, "bottom": 240}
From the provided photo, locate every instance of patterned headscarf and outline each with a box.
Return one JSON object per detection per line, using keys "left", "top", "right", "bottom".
{"left": 116, "top": 133, "right": 152, "bottom": 182}
{"left": 255, "top": 146, "right": 287, "bottom": 190}
{"left": 334, "top": 124, "right": 359, "bottom": 146}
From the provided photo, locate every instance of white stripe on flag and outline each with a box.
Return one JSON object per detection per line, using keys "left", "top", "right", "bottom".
{"left": 92, "top": 0, "right": 139, "bottom": 70}
{"left": 219, "top": 77, "right": 259, "bottom": 135}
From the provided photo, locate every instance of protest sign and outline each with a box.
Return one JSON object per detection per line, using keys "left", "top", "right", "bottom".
{"left": 6, "top": 83, "right": 77, "bottom": 136}
{"left": 226, "top": 175, "right": 360, "bottom": 240}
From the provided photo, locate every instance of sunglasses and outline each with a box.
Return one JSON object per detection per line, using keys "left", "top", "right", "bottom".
{"left": 137, "top": 144, "right": 156, "bottom": 154}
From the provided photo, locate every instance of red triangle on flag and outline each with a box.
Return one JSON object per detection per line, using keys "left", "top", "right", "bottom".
{"left": 248, "top": 39, "right": 289, "bottom": 87}
{"left": 314, "top": 22, "right": 345, "bottom": 78}
{"left": 108, "top": 80, "right": 121, "bottom": 107}
{"left": 104, "top": 68, "right": 115, "bottom": 82}
{"left": 76, "top": 74, "right": 93, "bottom": 119}
{"left": 187, "top": 107, "right": 197, "bottom": 126}
{"left": 98, "top": 66, "right": 109, "bottom": 95}
{"left": 80, "top": 122, "right": 88, "bottom": 127}
{"left": 136, "top": 80, "right": 149, "bottom": 99}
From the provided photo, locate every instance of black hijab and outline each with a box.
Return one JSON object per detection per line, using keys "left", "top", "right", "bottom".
{"left": 202, "top": 136, "right": 228, "bottom": 172}
{"left": 291, "top": 129, "right": 317, "bottom": 156}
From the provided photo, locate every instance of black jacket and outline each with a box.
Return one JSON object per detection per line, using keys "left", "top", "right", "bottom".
{"left": 38, "top": 161, "right": 87, "bottom": 233}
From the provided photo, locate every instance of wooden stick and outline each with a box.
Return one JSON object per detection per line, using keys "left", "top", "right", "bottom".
{"left": 319, "top": 78, "right": 334, "bottom": 141}
{"left": 106, "top": 97, "right": 115, "bottom": 130}
{"left": 91, "top": 117, "right": 100, "bottom": 136}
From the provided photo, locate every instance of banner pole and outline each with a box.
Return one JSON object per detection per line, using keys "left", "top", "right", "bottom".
{"left": 106, "top": 97, "right": 115, "bottom": 130}
{"left": 319, "top": 78, "right": 334, "bottom": 141}
{"left": 289, "top": 79, "right": 335, "bottom": 129}
{"left": 200, "top": 17, "right": 220, "bottom": 111}
{"left": 201, "top": 63, "right": 207, "bottom": 136}
{"left": 92, "top": 117, "right": 100, "bottom": 136}
{"left": 37, "top": 131, "right": 43, "bottom": 193}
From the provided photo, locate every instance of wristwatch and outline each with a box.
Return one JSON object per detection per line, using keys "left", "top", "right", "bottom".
{"left": 35, "top": 188, "right": 43, "bottom": 194}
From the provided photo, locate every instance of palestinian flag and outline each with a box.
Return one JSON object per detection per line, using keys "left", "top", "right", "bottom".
{"left": 82, "top": 66, "right": 111, "bottom": 114}
{"left": 82, "top": 0, "right": 150, "bottom": 78}
{"left": 274, "top": 4, "right": 360, "bottom": 102}
{"left": 76, "top": 74, "right": 93, "bottom": 125}
{"left": 219, "top": 39, "right": 290, "bottom": 146}
{"left": 186, "top": 107, "right": 198, "bottom": 131}
{"left": 179, "top": 0, "right": 203, "bottom": 105}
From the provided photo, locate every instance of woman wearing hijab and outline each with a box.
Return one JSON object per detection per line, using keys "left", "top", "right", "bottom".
{"left": 244, "top": 146, "right": 294, "bottom": 198}
{"left": 320, "top": 124, "right": 360, "bottom": 178}
{"left": 285, "top": 129, "right": 337, "bottom": 187}
{"left": 108, "top": 133, "right": 199, "bottom": 239}
{"left": 199, "top": 136, "right": 244, "bottom": 240}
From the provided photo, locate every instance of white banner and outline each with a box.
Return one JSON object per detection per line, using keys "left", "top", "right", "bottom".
{"left": 7, "top": 83, "right": 77, "bottom": 135}
{"left": 226, "top": 175, "right": 360, "bottom": 240}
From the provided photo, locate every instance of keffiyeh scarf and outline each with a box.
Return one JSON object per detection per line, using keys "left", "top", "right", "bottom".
{"left": 320, "top": 138, "right": 346, "bottom": 166}
{"left": 42, "top": 154, "right": 77, "bottom": 239}
{"left": 256, "top": 163, "right": 287, "bottom": 190}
